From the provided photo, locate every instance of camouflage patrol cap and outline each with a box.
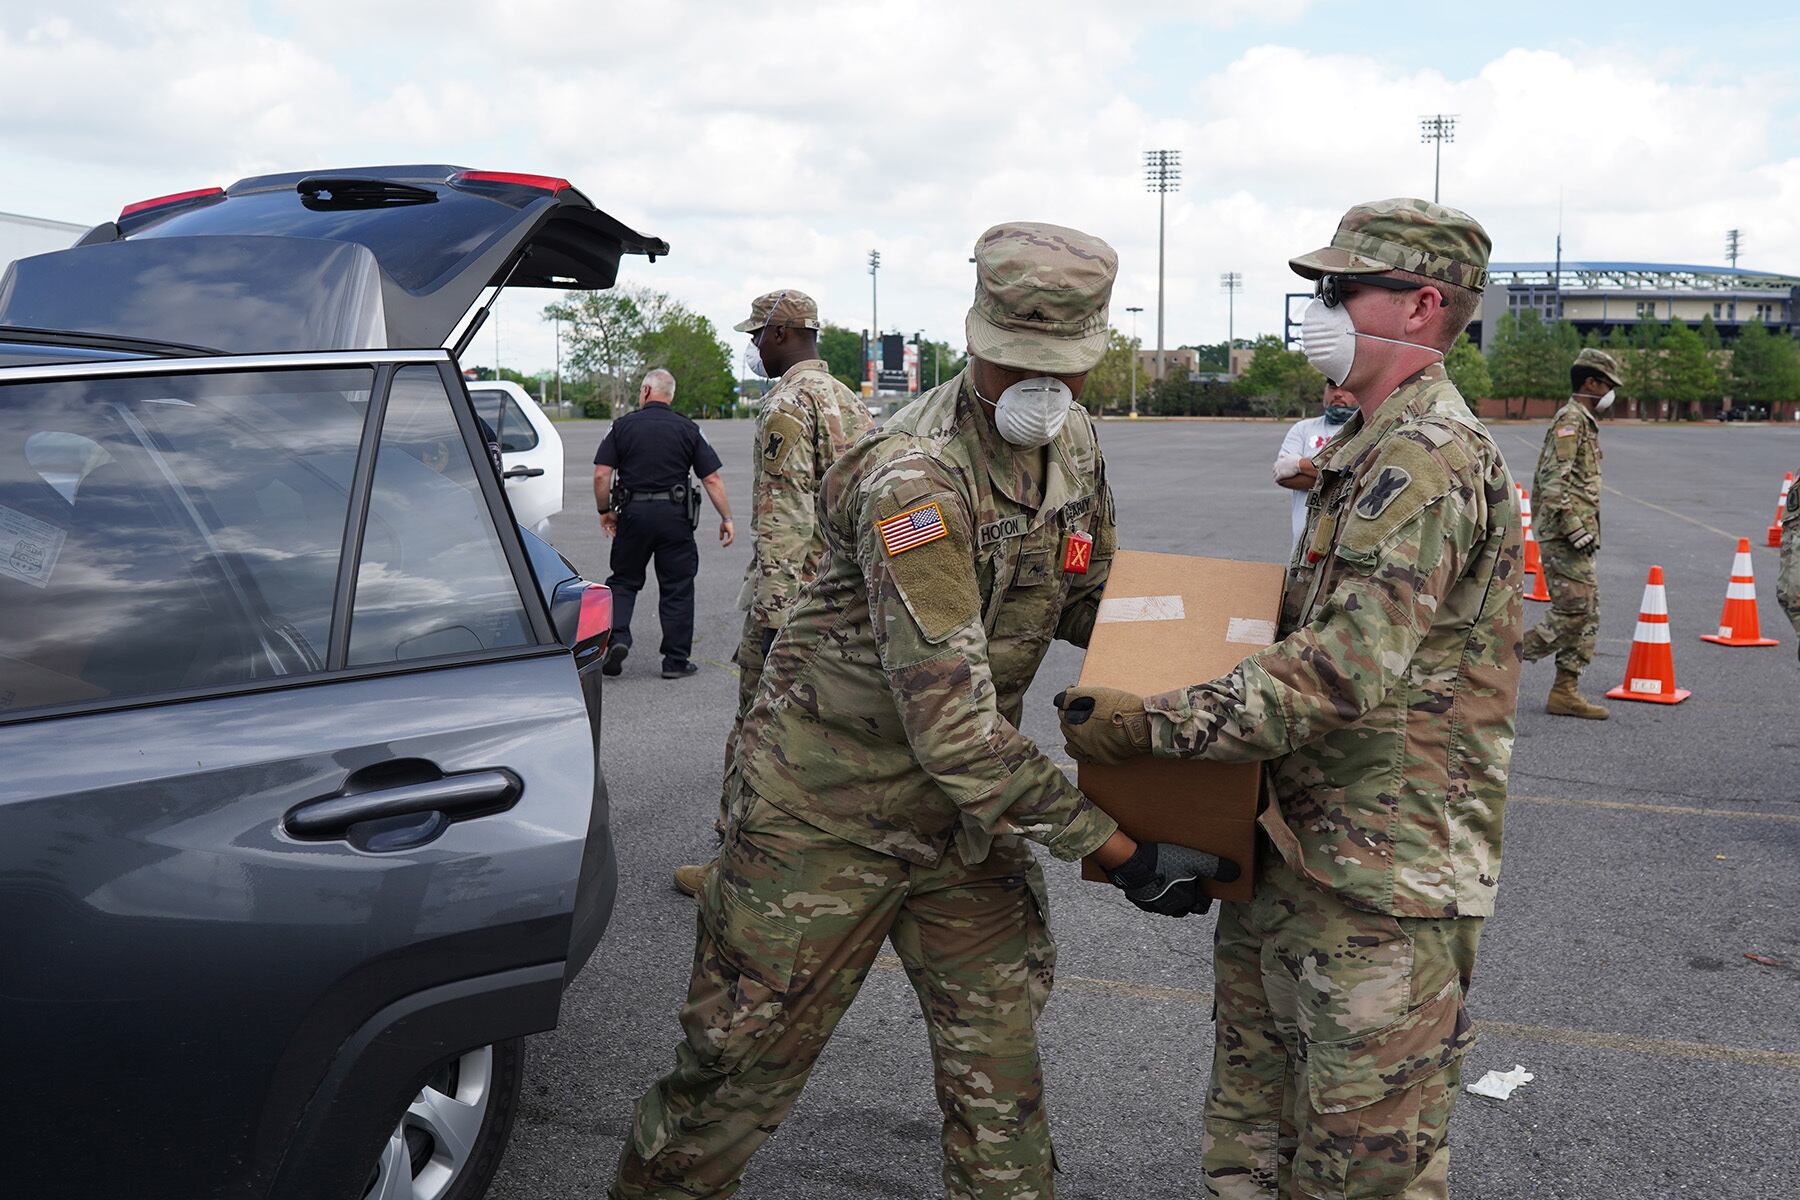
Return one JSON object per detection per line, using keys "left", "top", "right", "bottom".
{"left": 1290, "top": 198, "right": 1491, "bottom": 292}
{"left": 1572, "top": 347, "right": 1624, "bottom": 389}
{"left": 965, "top": 222, "right": 1118, "bottom": 374}
{"left": 732, "top": 289, "right": 821, "bottom": 333}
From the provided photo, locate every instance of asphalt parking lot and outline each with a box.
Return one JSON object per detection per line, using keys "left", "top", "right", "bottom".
{"left": 495, "top": 412, "right": 1800, "bottom": 1199}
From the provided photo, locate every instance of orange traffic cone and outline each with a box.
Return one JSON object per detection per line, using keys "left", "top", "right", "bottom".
{"left": 1699, "top": 538, "right": 1780, "bottom": 647}
{"left": 1767, "top": 473, "right": 1791, "bottom": 547}
{"left": 1606, "top": 566, "right": 1692, "bottom": 704}
{"left": 1519, "top": 485, "right": 1551, "bottom": 603}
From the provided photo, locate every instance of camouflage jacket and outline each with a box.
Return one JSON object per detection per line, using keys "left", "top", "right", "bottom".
{"left": 736, "top": 360, "right": 873, "bottom": 630}
{"left": 1531, "top": 398, "right": 1601, "bottom": 543}
{"left": 1777, "top": 471, "right": 1800, "bottom": 638}
{"left": 737, "top": 372, "right": 1119, "bottom": 866}
{"left": 1143, "top": 365, "right": 1522, "bottom": 918}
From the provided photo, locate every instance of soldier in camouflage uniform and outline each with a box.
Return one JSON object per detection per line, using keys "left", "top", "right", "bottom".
{"left": 1057, "top": 199, "right": 1522, "bottom": 1199}
{"left": 1779, "top": 472, "right": 1800, "bottom": 652}
{"left": 1520, "top": 348, "right": 1622, "bottom": 719}
{"left": 671, "top": 290, "right": 873, "bottom": 897}
{"left": 610, "top": 223, "right": 1233, "bottom": 1200}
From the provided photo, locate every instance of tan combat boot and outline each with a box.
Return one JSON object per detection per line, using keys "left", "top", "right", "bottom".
{"left": 1546, "top": 670, "right": 1609, "bottom": 720}
{"left": 672, "top": 860, "right": 716, "bottom": 898}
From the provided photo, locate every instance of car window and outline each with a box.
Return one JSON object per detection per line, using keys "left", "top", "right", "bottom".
{"left": 0, "top": 367, "right": 371, "bottom": 718}
{"left": 468, "top": 388, "right": 540, "bottom": 453}
{"left": 347, "top": 366, "right": 533, "bottom": 665}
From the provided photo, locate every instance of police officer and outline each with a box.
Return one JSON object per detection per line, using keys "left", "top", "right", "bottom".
{"left": 608, "top": 222, "right": 1231, "bottom": 1200}
{"left": 593, "top": 369, "right": 734, "bottom": 679}
{"left": 1522, "top": 347, "right": 1622, "bottom": 718}
{"left": 672, "top": 288, "right": 873, "bottom": 897}
{"left": 1057, "top": 199, "right": 1521, "bottom": 1199}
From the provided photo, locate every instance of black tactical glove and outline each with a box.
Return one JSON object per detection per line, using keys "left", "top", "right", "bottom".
{"left": 1106, "top": 841, "right": 1240, "bottom": 918}
{"left": 759, "top": 627, "right": 777, "bottom": 659}
{"left": 1053, "top": 686, "right": 1152, "bottom": 764}
{"left": 1568, "top": 526, "right": 1597, "bottom": 554}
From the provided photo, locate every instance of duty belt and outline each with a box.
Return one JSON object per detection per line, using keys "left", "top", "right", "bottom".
{"left": 622, "top": 486, "right": 687, "bottom": 503}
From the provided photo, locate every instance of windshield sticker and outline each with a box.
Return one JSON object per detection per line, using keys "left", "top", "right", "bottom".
{"left": 0, "top": 504, "right": 68, "bottom": 590}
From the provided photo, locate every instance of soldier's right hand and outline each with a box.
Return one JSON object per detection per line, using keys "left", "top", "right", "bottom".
{"left": 1053, "top": 686, "right": 1151, "bottom": 764}
{"left": 1105, "top": 841, "right": 1239, "bottom": 918}
{"left": 1568, "top": 526, "right": 1597, "bottom": 554}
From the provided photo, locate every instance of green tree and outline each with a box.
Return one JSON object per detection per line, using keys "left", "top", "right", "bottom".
{"left": 1621, "top": 321, "right": 1663, "bottom": 410}
{"left": 1234, "top": 335, "right": 1325, "bottom": 418}
{"left": 1079, "top": 329, "right": 1139, "bottom": 413}
{"left": 1697, "top": 313, "right": 1723, "bottom": 350}
{"left": 638, "top": 309, "right": 736, "bottom": 418}
{"left": 818, "top": 324, "right": 866, "bottom": 392}
{"left": 1485, "top": 310, "right": 1564, "bottom": 399}
{"left": 543, "top": 286, "right": 664, "bottom": 416}
{"left": 1728, "top": 320, "right": 1800, "bottom": 407}
{"left": 1444, "top": 333, "right": 1493, "bottom": 401}
{"left": 1659, "top": 321, "right": 1720, "bottom": 414}
{"left": 916, "top": 338, "right": 967, "bottom": 392}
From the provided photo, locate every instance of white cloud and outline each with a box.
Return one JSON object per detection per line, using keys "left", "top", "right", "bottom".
{"left": 6, "top": 4, "right": 1800, "bottom": 380}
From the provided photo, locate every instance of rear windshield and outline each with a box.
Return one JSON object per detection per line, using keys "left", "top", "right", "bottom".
{"left": 138, "top": 187, "right": 514, "bottom": 293}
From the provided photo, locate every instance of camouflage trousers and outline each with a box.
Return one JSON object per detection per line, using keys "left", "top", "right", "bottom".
{"left": 713, "top": 613, "right": 770, "bottom": 838}
{"left": 610, "top": 785, "right": 1060, "bottom": 1200}
{"left": 1521, "top": 536, "right": 1598, "bottom": 675}
{"left": 1777, "top": 496, "right": 1800, "bottom": 640}
{"left": 1203, "top": 847, "right": 1481, "bottom": 1199}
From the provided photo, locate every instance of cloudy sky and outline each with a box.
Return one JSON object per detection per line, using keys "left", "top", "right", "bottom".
{"left": 7, "top": 1, "right": 1800, "bottom": 379}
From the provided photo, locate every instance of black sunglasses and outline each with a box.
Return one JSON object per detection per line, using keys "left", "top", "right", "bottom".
{"left": 1315, "top": 274, "right": 1426, "bottom": 308}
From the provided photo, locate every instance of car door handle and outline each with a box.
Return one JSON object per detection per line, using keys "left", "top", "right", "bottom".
{"left": 502, "top": 466, "right": 546, "bottom": 479}
{"left": 285, "top": 770, "right": 522, "bottom": 837}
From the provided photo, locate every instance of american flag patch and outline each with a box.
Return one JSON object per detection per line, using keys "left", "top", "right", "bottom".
{"left": 878, "top": 502, "right": 949, "bottom": 556}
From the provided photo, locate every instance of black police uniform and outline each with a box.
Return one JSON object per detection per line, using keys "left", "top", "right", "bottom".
{"left": 594, "top": 402, "right": 723, "bottom": 672}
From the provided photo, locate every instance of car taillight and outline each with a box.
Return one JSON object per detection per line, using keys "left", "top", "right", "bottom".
{"left": 576, "top": 584, "right": 612, "bottom": 655}
{"left": 119, "top": 186, "right": 225, "bottom": 220}
{"left": 451, "top": 170, "right": 571, "bottom": 193}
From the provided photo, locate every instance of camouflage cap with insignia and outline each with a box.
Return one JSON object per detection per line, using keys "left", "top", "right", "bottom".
{"left": 1290, "top": 197, "right": 1491, "bottom": 292}
{"left": 965, "top": 222, "right": 1118, "bottom": 374}
{"left": 1573, "top": 347, "right": 1625, "bottom": 389}
{"left": 733, "top": 289, "right": 821, "bottom": 333}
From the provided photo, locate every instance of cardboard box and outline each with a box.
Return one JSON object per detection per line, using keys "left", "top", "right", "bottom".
{"left": 1076, "top": 549, "right": 1287, "bottom": 902}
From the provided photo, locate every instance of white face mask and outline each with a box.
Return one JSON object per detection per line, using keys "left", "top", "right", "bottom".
{"left": 1595, "top": 388, "right": 1616, "bottom": 413}
{"left": 744, "top": 339, "right": 768, "bottom": 379}
{"left": 986, "top": 377, "right": 1073, "bottom": 448}
{"left": 1299, "top": 297, "right": 1445, "bottom": 387}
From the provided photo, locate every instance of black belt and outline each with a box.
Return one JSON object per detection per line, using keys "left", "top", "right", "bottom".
{"left": 623, "top": 486, "right": 687, "bottom": 503}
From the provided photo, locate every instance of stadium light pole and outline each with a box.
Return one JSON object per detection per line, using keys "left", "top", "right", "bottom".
{"left": 868, "top": 249, "right": 881, "bottom": 389}
{"left": 1419, "top": 115, "right": 1457, "bottom": 203}
{"left": 1125, "top": 305, "right": 1143, "bottom": 415}
{"left": 1220, "top": 272, "right": 1242, "bottom": 375}
{"left": 1726, "top": 229, "right": 1742, "bottom": 269}
{"left": 1144, "top": 149, "right": 1181, "bottom": 383}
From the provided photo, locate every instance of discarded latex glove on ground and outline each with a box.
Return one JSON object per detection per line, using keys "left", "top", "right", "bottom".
{"left": 1467, "top": 1065, "right": 1535, "bottom": 1101}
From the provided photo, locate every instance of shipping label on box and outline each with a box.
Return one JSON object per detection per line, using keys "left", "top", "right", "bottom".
{"left": 1075, "top": 549, "right": 1287, "bottom": 902}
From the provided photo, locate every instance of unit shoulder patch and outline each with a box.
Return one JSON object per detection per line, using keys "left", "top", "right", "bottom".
{"left": 760, "top": 411, "right": 807, "bottom": 475}
{"left": 1339, "top": 439, "right": 1453, "bottom": 555}
{"left": 1354, "top": 466, "right": 1412, "bottom": 521}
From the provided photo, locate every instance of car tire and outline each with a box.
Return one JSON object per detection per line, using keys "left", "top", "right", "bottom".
{"left": 365, "top": 1038, "right": 526, "bottom": 1200}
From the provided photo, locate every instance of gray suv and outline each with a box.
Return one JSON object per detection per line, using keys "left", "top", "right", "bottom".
{"left": 0, "top": 167, "right": 666, "bottom": 1199}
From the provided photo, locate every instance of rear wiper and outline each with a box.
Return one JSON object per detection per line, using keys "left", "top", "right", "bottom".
{"left": 297, "top": 176, "right": 438, "bottom": 210}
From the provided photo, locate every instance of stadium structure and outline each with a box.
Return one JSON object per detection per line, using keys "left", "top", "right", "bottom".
{"left": 1471, "top": 261, "right": 1800, "bottom": 350}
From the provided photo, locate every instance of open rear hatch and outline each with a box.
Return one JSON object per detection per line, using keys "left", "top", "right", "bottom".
{"left": 0, "top": 165, "right": 666, "bottom": 353}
